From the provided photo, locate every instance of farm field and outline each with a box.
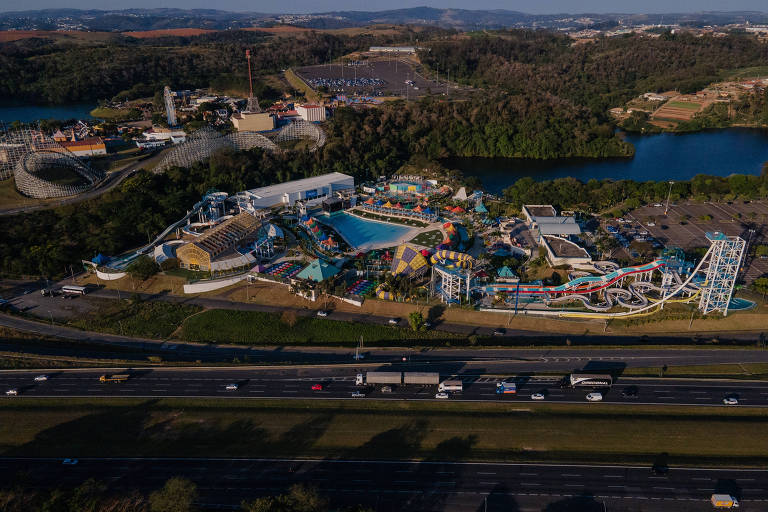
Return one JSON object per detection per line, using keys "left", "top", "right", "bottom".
{"left": 121, "top": 28, "right": 216, "bottom": 38}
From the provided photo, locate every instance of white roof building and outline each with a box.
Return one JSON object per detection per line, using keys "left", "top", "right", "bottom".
{"left": 236, "top": 172, "right": 355, "bottom": 211}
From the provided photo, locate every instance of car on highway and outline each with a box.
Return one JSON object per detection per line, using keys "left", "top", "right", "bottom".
{"left": 34, "top": 375, "right": 49, "bottom": 382}
{"left": 651, "top": 463, "right": 669, "bottom": 476}
{"left": 5, "top": 389, "right": 18, "bottom": 396}
{"left": 62, "top": 459, "right": 78, "bottom": 465}
{"left": 493, "top": 328, "right": 506, "bottom": 336}
{"left": 423, "top": 321, "right": 432, "bottom": 329}
{"left": 381, "top": 386, "right": 392, "bottom": 393}
{"left": 352, "top": 353, "right": 365, "bottom": 360}
{"left": 621, "top": 386, "right": 639, "bottom": 399}
{"left": 723, "top": 396, "right": 739, "bottom": 405}
{"left": 435, "top": 392, "right": 449, "bottom": 399}
{"left": 388, "top": 318, "right": 399, "bottom": 325}
{"left": 316, "top": 310, "right": 328, "bottom": 317}
{"left": 311, "top": 384, "right": 323, "bottom": 391}
{"left": 351, "top": 391, "right": 365, "bottom": 398}
{"left": 531, "top": 393, "right": 545, "bottom": 401}
{"left": 225, "top": 383, "right": 239, "bottom": 391}
{"left": 586, "top": 392, "right": 603, "bottom": 402}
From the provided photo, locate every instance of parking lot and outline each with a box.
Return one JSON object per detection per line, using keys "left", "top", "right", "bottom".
{"left": 626, "top": 200, "right": 768, "bottom": 283}
{"left": 296, "top": 60, "right": 441, "bottom": 97}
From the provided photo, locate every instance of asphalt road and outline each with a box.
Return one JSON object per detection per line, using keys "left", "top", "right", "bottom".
{"left": 0, "top": 368, "right": 765, "bottom": 407}
{"left": 0, "top": 457, "right": 763, "bottom": 511}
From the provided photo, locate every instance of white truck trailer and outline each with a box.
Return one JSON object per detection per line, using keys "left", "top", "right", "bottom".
{"left": 403, "top": 372, "right": 440, "bottom": 385}
{"left": 356, "top": 372, "right": 402, "bottom": 386}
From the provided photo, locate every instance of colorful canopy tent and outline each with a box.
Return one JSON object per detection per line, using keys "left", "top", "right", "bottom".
{"left": 474, "top": 202, "right": 488, "bottom": 214}
{"left": 452, "top": 206, "right": 465, "bottom": 213}
{"left": 413, "top": 205, "right": 423, "bottom": 213}
{"left": 497, "top": 266, "right": 517, "bottom": 279}
{"left": 320, "top": 236, "right": 338, "bottom": 248}
{"left": 296, "top": 258, "right": 341, "bottom": 282}
{"left": 365, "top": 197, "right": 375, "bottom": 205}
{"left": 383, "top": 201, "right": 393, "bottom": 208}
{"left": 394, "top": 202, "right": 402, "bottom": 209}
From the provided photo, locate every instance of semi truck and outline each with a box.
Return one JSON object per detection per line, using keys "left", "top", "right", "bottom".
{"left": 356, "top": 372, "right": 402, "bottom": 386}
{"left": 711, "top": 494, "right": 739, "bottom": 508}
{"left": 99, "top": 374, "right": 130, "bottom": 383}
{"left": 496, "top": 382, "right": 517, "bottom": 394}
{"left": 403, "top": 372, "right": 440, "bottom": 385}
{"left": 438, "top": 380, "right": 463, "bottom": 393}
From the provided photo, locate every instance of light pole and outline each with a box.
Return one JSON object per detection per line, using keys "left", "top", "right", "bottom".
{"left": 664, "top": 181, "right": 674, "bottom": 215}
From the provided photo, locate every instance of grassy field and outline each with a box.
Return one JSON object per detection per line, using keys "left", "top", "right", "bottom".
{"left": 664, "top": 101, "right": 701, "bottom": 110}
{"left": 623, "top": 362, "right": 768, "bottom": 379}
{"left": 89, "top": 107, "right": 142, "bottom": 122}
{"left": 2, "top": 398, "right": 768, "bottom": 466}
{"left": 284, "top": 68, "right": 320, "bottom": 103}
{"left": 410, "top": 229, "right": 444, "bottom": 248}
{"left": 68, "top": 300, "right": 201, "bottom": 339}
{"left": 178, "top": 309, "right": 458, "bottom": 345}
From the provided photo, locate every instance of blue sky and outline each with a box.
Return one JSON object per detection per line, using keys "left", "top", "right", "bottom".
{"left": 6, "top": 1, "right": 768, "bottom": 13}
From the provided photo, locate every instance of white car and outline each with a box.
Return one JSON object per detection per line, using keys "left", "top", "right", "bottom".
{"left": 225, "top": 383, "right": 239, "bottom": 391}
{"left": 586, "top": 393, "right": 603, "bottom": 402}
{"left": 5, "top": 389, "right": 18, "bottom": 396}
{"left": 34, "top": 375, "right": 49, "bottom": 382}
{"left": 388, "top": 318, "right": 399, "bottom": 325}
{"left": 723, "top": 397, "right": 739, "bottom": 405}
{"left": 316, "top": 310, "right": 328, "bottom": 317}
{"left": 435, "top": 392, "right": 449, "bottom": 399}
{"left": 531, "top": 393, "right": 545, "bottom": 401}
{"left": 351, "top": 391, "right": 365, "bottom": 398}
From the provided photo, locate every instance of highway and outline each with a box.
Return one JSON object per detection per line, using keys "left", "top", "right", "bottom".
{"left": 1, "top": 368, "right": 767, "bottom": 407}
{"left": 0, "top": 457, "right": 764, "bottom": 511}
{"left": 3, "top": 310, "right": 768, "bottom": 369}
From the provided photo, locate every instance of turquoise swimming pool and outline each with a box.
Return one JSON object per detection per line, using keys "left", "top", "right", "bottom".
{"left": 315, "top": 212, "right": 416, "bottom": 249}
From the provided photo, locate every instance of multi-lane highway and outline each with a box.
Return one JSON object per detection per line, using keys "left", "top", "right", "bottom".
{"left": 1, "top": 367, "right": 766, "bottom": 407}
{"left": 0, "top": 457, "right": 764, "bottom": 511}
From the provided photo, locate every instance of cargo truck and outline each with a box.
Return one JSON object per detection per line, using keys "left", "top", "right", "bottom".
{"left": 403, "top": 372, "right": 440, "bottom": 385}
{"left": 496, "top": 382, "right": 517, "bottom": 394}
{"left": 438, "top": 380, "right": 463, "bottom": 393}
{"left": 99, "top": 374, "right": 129, "bottom": 383}
{"left": 711, "top": 494, "right": 739, "bottom": 508}
{"left": 356, "top": 372, "right": 402, "bottom": 386}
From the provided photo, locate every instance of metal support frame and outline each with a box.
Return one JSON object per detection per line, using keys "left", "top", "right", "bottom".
{"left": 698, "top": 232, "right": 745, "bottom": 316}
{"left": 164, "top": 86, "right": 177, "bottom": 127}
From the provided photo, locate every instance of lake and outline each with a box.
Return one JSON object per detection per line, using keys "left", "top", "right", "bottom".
{"left": 444, "top": 129, "right": 768, "bottom": 193}
{"left": 0, "top": 103, "right": 95, "bottom": 124}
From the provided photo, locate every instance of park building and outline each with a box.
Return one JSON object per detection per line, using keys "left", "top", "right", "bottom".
{"left": 231, "top": 112, "right": 276, "bottom": 132}
{"left": 236, "top": 172, "right": 355, "bottom": 211}
{"left": 176, "top": 212, "right": 261, "bottom": 272}
{"left": 522, "top": 204, "right": 581, "bottom": 243}
{"left": 296, "top": 105, "right": 326, "bottom": 123}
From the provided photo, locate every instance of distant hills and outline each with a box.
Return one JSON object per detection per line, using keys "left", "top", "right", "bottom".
{"left": 1, "top": 7, "right": 767, "bottom": 32}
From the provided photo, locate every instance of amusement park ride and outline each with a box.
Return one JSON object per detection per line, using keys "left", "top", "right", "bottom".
{"left": 415, "top": 232, "right": 748, "bottom": 318}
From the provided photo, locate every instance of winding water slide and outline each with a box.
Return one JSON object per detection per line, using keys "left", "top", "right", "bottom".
{"left": 482, "top": 254, "right": 709, "bottom": 317}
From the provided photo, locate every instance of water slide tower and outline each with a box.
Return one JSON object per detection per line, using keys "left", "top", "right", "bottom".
{"left": 164, "top": 86, "right": 178, "bottom": 127}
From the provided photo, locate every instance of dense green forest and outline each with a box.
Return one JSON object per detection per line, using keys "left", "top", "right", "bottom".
{"left": 420, "top": 30, "right": 768, "bottom": 114}
{"left": 0, "top": 29, "right": 432, "bottom": 104}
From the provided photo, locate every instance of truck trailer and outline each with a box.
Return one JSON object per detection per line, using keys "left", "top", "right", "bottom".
{"left": 403, "top": 372, "right": 440, "bottom": 385}
{"left": 99, "top": 374, "right": 129, "bottom": 383}
{"left": 438, "top": 380, "right": 463, "bottom": 393}
{"left": 711, "top": 494, "right": 739, "bottom": 508}
{"left": 356, "top": 372, "right": 402, "bottom": 386}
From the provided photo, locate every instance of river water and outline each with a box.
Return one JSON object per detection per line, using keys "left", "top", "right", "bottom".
{"left": 0, "top": 103, "right": 95, "bottom": 124}
{"left": 444, "top": 129, "right": 768, "bottom": 193}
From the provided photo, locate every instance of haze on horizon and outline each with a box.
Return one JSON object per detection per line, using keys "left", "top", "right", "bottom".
{"left": 3, "top": 0, "right": 768, "bottom": 15}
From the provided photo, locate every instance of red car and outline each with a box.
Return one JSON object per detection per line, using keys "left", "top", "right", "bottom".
{"left": 311, "top": 384, "right": 323, "bottom": 391}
